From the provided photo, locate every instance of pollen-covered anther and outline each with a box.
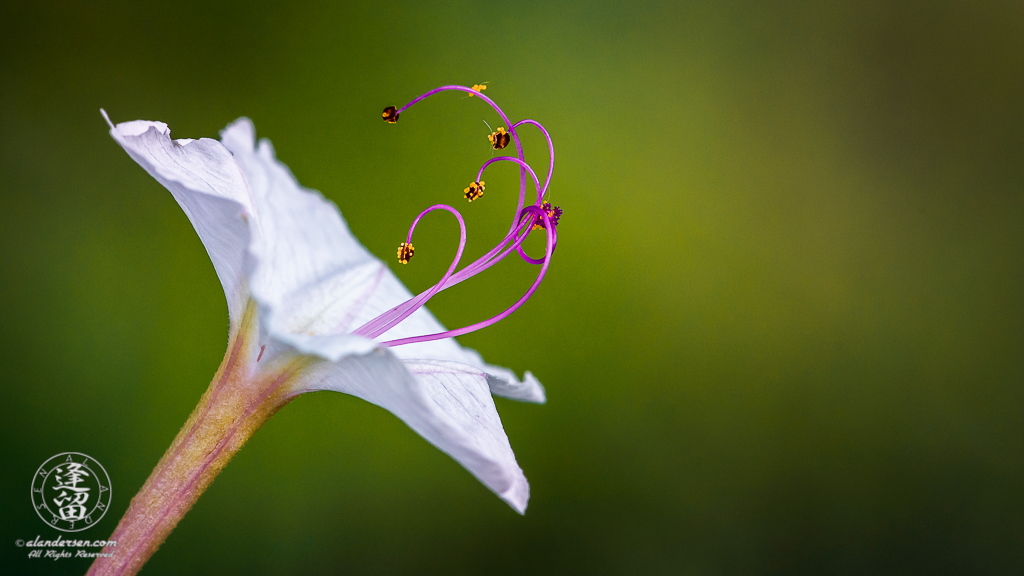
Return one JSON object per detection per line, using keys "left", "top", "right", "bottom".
{"left": 397, "top": 242, "right": 415, "bottom": 264}
{"left": 488, "top": 127, "right": 510, "bottom": 150}
{"left": 464, "top": 181, "right": 485, "bottom": 202}
{"left": 532, "top": 202, "right": 563, "bottom": 230}
{"left": 469, "top": 83, "right": 488, "bottom": 96}
{"left": 382, "top": 105, "right": 400, "bottom": 124}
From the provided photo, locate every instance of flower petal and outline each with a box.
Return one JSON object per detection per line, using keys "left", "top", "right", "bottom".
{"left": 483, "top": 366, "right": 546, "bottom": 404}
{"left": 105, "top": 111, "right": 254, "bottom": 328}
{"left": 110, "top": 114, "right": 543, "bottom": 512}
{"left": 305, "top": 352, "right": 531, "bottom": 513}
{"left": 219, "top": 118, "right": 381, "bottom": 359}
{"left": 377, "top": 304, "right": 547, "bottom": 403}
{"left": 219, "top": 119, "right": 545, "bottom": 401}
{"left": 109, "top": 114, "right": 544, "bottom": 401}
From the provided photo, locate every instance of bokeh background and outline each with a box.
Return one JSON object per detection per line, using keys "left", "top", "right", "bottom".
{"left": 2, "top": 0, "right": 1023, "bottom": 574}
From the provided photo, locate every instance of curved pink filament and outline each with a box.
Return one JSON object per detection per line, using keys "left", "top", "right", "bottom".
{"left": 355, "top": 207, "right": 551, "bottom": 339}
{"left": 477, "top": 156, "right": 542, "bottom": 205}
{"left": 380, "top": 205, "right": 556, "bottom": 347}
{"left": 350, "top": 204, "right": 466, "bottom": 339}
{"left": 511, "top": 119, "right": 555, "bottom": 200}
{"left": 397, "top": 85, "right": 529, "bottom": 236}
{"left": 516, "top": 212, "right": 550, "bottom": 265}
{"left": 363, "top": 85, "right": 559, "bottom": 347}
{"left": 352, "top": 215, "right": 532, "bottom": 338}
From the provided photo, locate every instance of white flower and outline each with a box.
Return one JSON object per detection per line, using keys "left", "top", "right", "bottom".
{"left": 102, "top": 111, "right": 546, "bottom": 513}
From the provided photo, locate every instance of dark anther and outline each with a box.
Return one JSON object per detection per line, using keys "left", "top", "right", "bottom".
{"left": 488, "top": 127, "right": 510, "bottom": 150}
{"left": 464, "top": 181, "right": 485, "bottom": 202}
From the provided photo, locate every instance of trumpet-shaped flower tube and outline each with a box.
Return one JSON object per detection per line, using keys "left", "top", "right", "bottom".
{"left": 89, "top": 86, "right": 560, "bottom": 576}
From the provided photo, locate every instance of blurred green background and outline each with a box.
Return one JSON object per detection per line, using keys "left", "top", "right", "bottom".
{"left": 2, "top": 0, "right": 1023, "bottom": 574}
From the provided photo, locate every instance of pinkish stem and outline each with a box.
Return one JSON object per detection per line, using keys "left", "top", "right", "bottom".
{"left": 87, "top": 301, "right": 311, "bottom": 576}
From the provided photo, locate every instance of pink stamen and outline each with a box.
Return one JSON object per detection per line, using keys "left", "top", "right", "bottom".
{"left": 477, "top": 156, "right": 543, "bottom": 205}
{"left": 363, "top": 85, "right": 560, "bottom": 347}
{"left": 382, "top": 206, "right": 556, "bottom": 347}
{"left": 351, "top": 204, "right": 466, "bottom": 339}
{"left": 397, "top": 86, "right": 531, "bottom": 236}
{"left": 511, "top": 119, "right": 555, "bottom": 201}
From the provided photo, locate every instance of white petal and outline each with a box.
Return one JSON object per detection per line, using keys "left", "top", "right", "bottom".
{"left": 486, "top": 369, "right": 546, "bottom": 403}
{"left": 316, "top": 264, "right": 546, "bottom": 402}
{"left": 109, "top": 113, "right": 543, "bottom": 399}
{"left": 110, "top": 114, "right": 542, "bottom": 511}
{"left": 305, "top": 352, "right": 531, "bottom": 513}
{"left": 218, "top": 119, "right": 544, "bottom": 402}
{"left": 379, "top": 306, "right": 547, "bottom": 403}
{"left": 106, "top": 113, "right": 254, "bottom": 327}
{"left": 219, "top": 119, "right": 386, "bottom": 360}
{"left": 483, "top": 366, "right": 546, "bottom": 404}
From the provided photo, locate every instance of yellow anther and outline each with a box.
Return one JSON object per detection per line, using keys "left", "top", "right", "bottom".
{"left": 397, "top": 242, "right": 415, "bottom": 264}
{"left": 488, "top": 127, "right": 510, "bottom": 150}
{"left": 464, "top": 181, "right": 485, "bottom": 202}
{"left": 470, "top": 83, "right": 488, "bottom": 96}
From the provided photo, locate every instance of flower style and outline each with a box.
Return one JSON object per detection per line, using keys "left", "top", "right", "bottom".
{"left": 89, "top": 85, "right": 560, "bottom": 576}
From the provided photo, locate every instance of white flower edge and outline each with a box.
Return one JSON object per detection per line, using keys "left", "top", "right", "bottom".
{"left": 104, "top": 111, "right": 545, "bottom": 512}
